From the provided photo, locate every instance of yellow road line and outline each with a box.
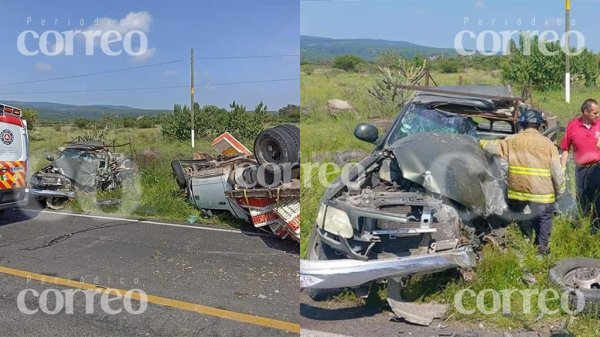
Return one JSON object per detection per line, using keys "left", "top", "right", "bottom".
{"left": 0, "top": 265, "right": 299, "bottom": 334}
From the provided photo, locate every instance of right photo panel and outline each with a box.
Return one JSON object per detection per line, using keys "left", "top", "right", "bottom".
{"left": 300, "top": 1, "right": 600, "bottom": 336}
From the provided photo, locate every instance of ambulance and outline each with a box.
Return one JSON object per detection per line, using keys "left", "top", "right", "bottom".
{"left": 0, "top": 103, "right": 29, "bottom": 211}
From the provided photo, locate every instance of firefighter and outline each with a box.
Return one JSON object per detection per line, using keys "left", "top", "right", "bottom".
{"left": 480, "top": 109, "right": 566, "bottom": 255}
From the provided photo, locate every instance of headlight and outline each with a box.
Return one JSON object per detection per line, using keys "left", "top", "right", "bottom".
{"left": 323, "top": 205, "right": 353, "bottom": 239}
{"left": 315, "top": 203, "right": 326, "bottom": 228}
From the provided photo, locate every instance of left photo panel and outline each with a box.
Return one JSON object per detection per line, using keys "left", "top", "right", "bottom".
{"left": 0, "top": 0, "right": 300, "bottom": 335}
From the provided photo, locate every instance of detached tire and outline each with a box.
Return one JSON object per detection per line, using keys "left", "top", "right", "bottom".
{"left": 549, "top": 258, "right": 600, "bottom": 315}
{"left": 171, "top": 160, "right": 187, "bottom": 189}
{"left": 274, "top": 124, "right": 300, "bottom": 149}
{"left": 306, "top": 227, "right": 343, "bottom": 301}
{"left": 254, "top": 126, "right": 300, "bottom": 165}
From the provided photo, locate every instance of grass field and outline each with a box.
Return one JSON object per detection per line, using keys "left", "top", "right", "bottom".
{"left": 28, "top": 125, "right": 247, "bottom": 228}
{"left": 300, "top": 65, "right": 600, "bottom": 336}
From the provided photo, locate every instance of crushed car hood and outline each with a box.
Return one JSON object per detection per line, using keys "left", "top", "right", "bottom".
{"left": 388, "top": 132, "right": 504, "bottom": 216}
{"left": 53, "top": 157, "right": 98, "bottom": 187}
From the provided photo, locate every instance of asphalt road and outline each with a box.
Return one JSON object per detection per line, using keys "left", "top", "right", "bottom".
{"left": 0, "top": 207, "right": 299, "bottom": 336}
{"left": 299, "top": 293, "right": 570, "bottom": 337}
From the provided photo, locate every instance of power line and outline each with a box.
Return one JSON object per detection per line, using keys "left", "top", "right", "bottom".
{"left": 200, "top": 78, "right": 299, "bottom": 86}
{"left": 0, "top": 59, "right": 186, "bottom": 87}
{"left": 0, "top": 85, "right": 188, "bottom": 95}
{"left": 0, "top": 54, "right": 298, "bottom": 88}
{"left": 0, "top": 78, "right": 299, "bottom": 95}
{"left": 195, "top": 54, "right": 299, "bottom": 60}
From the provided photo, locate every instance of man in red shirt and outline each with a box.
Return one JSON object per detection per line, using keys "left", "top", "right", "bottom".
{"left": 560, "top": 98, "right": 600, "bottom": 228}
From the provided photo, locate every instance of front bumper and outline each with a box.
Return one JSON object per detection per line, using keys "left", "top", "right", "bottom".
{"left": 300, "top": 248, "right": 476, "bottom": 289}
{"left": 30, "top": 189, "right": 75, "bottom": 199}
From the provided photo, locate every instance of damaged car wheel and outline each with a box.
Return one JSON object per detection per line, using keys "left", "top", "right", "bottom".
{"left": 549, "top": 258, "right": 600, "bottom": 314}
{"left": 46, "top": 196, "right": 70, "bottom": 210}
{"left": 171, "top": 160, "right": 188, "bottom": 189}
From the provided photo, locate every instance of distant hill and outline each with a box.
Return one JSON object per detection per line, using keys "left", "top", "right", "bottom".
{"left": 0, "top": 100, "right": 170, "bottom": 121}
{"left": 301, "top": 35, "right": 458, "bottom": 63}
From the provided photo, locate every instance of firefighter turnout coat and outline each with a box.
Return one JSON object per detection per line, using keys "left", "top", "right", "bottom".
{"left": 480, "top": 128, "right": 566, "bottom": 204}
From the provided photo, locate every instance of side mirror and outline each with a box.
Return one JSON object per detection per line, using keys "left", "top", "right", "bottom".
{"left": 354, "top": 123, "right": 379, "bottom": 144}
{"left": 46, "top": 155, "right": 55, "bottom": 161}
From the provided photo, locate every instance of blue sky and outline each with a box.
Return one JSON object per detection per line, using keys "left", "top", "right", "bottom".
{"left": 0, "top": 0, "right": 299, "bottom": 110}
{"left": 301, "top": 0, "right": 600, "bottom": 52}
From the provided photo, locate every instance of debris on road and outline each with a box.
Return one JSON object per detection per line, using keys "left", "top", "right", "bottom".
{"left": 388, "top": 298, "right": 449, "bottom": 326}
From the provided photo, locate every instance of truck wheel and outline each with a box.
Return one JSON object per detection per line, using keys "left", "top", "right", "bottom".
{"left": 46, "top": 197, "right": 70, "bottom": 210}
{"left": 306, "top": 227, "right": 343, "bottom": 301}
{"left": 254, "top": 127, "right": 299, "bottom": 165}
{"left": 171, "top": 160, "right": 187, "bottom": 189}
{"left": 549, "top": 258, "right": 600, "bottom": 314}
{"left": 274, "top": 124, "right": 300, "bottom": 149}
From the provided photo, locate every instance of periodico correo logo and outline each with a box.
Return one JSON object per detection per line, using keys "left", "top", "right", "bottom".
{"left": 16, "top": 12, "right": 151, "bottom": 57}
{"left": 455, "top": 17, "right": 586, "bottom": 56}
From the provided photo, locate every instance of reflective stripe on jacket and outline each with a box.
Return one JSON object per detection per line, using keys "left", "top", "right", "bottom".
{"left": 480, "top": 128, "right": 566, "bottom": 204}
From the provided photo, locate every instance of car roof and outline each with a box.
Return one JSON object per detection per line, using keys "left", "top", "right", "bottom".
{"left": 412, "top": 85, "right": 515, "bottom": 109}
{"left": 65, "top": 141, "right": 106, "bottom": 151}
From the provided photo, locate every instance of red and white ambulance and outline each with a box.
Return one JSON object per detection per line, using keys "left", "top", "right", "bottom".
{"left": 0, "top": 103, "right": 29, "bottom": 210}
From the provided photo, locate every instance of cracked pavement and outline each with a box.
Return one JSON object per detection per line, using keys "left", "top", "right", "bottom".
{"left": 0, "top": 207, "right": 299, "bottom": 336}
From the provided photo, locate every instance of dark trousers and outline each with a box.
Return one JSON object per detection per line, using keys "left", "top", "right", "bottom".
{"left": 575, "top": 164, "right": 600, "bottom": 229}
{"left": 508, "top": 201, "right": 554, "bottom": 247}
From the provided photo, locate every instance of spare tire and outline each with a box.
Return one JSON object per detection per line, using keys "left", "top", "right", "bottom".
{"left": 171, "top": 160, "right": 187, "bottom": 189}
{"left": 274, "top": 124, "right": 300, "bottom": 147}
{"left": 549, "top": 257, "right": 600, "bottom": 315}
{"left": 254, "top": 126, "right": 300, "bottom": 165}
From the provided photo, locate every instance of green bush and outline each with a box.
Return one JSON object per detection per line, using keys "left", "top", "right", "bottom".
{"left": 73, "top": 118, "right": 93, "bottom": 129}
{"left": 439, "top": 59, "right": 460, "bottom": 73}
{"left": 161, "top": 101, "right": 270, "bottom": 141}
{"left": 20, "top": 107, "right": 39, "bottom": 130}
{"left": 333, "top": 54, "right": 365, "bottom": 72}
{"left": 501, "top": 34, "right": 598, "bottom": 91}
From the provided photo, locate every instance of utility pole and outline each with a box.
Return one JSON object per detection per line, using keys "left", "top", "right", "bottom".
{"left": 191, "top": 48, "right": 195, "bottom": 148}
{"left": 565, "top": 0, "right": 571, "bottom": 103}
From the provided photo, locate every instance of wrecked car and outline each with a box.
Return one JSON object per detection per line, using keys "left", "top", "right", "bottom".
{"left": 172, "top": 125, "right": 300, "bottom": 241}
{"left": 30, "top": 141, "right": 135, "bottom": 209}
{"left": 300, "top": 85, "right": 569, "bottom": 299}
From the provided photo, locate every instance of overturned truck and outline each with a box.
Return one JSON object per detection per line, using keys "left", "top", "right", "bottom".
{"left": 172, "top": 125, "right": 300, "bottom": 241}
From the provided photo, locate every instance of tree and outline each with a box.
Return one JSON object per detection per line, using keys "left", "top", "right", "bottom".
{"left": 501, "top": 33, "right": 598, "bottom": 91}
{"left": 20, "top": 107, "right": 38, "bottom": 130}
{"left": 333, "top": 54, "right": 365, "bottom": 72}
{"left": 277, "top": 104, "right": 300, "bottom": 123}
{"left": 376, "top": 51, "right": 402, "bottom": 69}
{"left": 73, "top": 118, "right": 93, "bottom": 129}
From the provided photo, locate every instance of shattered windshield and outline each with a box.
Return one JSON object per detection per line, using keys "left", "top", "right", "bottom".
{"left": 60, "top": 148, "right": 95, "bottom": 162}
{"left": 386, "top": 103, "right": 479, "bottom": 146}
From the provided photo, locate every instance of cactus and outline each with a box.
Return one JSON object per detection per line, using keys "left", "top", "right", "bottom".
{"left": 368, "top": 57, "right": 427, "bottom": 107}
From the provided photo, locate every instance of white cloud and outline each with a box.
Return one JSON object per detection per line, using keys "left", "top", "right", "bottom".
{"left": 164, "top": 70, "right": 177, "bottom": 76}
{"left": 90, "top": 11, "right": 153, "bottom": 35}
{"left": 35, "top": 62, "right": 52, "bottom": 72}
{"left": 85, "top": 11, "right": 156, "bottom": 61}
{"left": 474, "top": 0, "right": 486, "bottom": 9}
{"left": 130, "top": 47, "right": 156, "bottom": 63}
